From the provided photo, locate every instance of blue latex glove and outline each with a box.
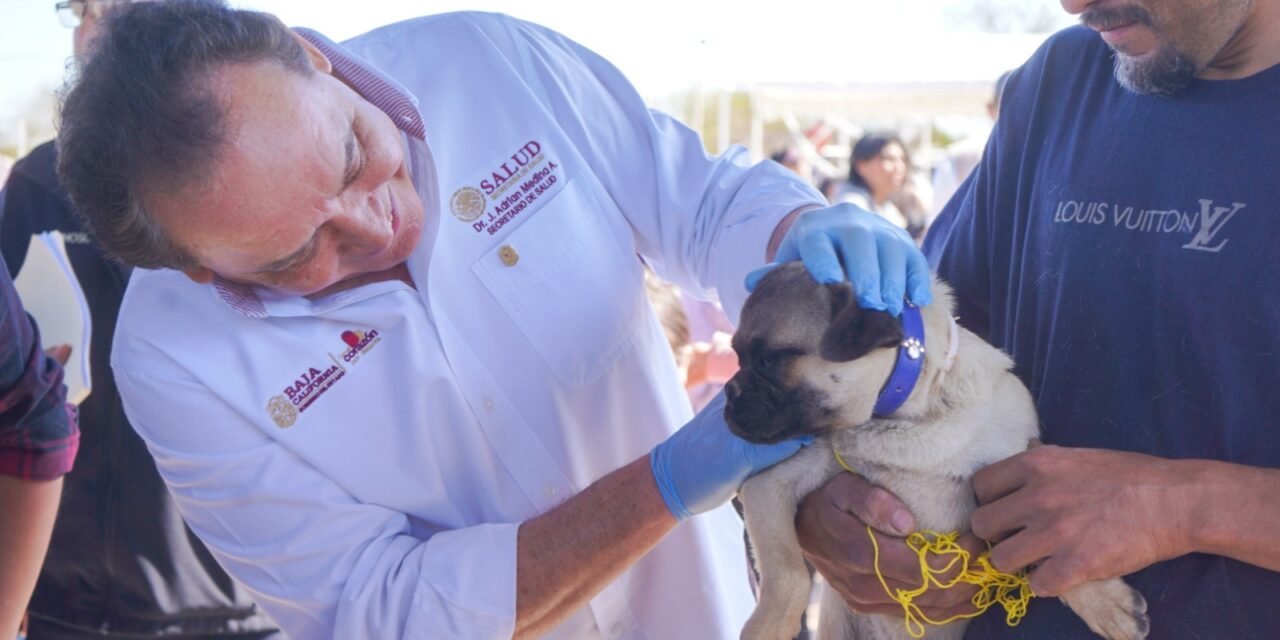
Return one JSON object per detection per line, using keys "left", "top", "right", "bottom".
{"left": 745, "top": 203, "right": 932, "bottom": 316}
{"left": 650, "top": 392, "right": 812, "bottom": 520}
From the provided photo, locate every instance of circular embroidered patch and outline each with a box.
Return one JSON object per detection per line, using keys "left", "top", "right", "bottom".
{"left": 449, "top": 186, "right": 486, "bottom": 222}
{"left": 267, "top": 395, "right": 299, "bottom": 428}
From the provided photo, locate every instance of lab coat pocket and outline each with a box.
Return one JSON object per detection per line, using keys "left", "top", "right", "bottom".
{"left": 472, "top": 178, "right": 644, "bottom": 387}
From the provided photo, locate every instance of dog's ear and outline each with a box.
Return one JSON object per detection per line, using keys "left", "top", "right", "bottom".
{"left": 819, "top": 285, "right": 903, "bottom": 362}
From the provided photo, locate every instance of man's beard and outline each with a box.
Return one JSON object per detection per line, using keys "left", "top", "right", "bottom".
{"left": 1113, "top": 45, "right": 1197, "bottom": 96}
{"left": 1082, "top": 4, "right": 1198, "bottom": 96}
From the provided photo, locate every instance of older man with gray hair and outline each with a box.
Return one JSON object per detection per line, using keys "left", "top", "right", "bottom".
{"left": 53, "top": 0, "right": 933, "bottom": 637}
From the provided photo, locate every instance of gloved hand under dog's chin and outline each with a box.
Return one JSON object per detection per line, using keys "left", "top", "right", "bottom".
{"left": 746, "top": 203, "right": 931, "bottom": 316}
{"left": 650, "top": 391, "right": 813, "bottom": 520}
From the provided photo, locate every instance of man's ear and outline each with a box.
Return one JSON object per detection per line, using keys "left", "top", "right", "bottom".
{"left": 819, "top": 285, "right": 903, "bottom": 362}
{"left": 291, "top": 32, "right": 334, "bottom": 75}
{"left": 181, "top": 266, "right": 215, "bottom": 285}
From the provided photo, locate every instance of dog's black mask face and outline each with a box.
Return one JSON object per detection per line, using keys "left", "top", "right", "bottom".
{"left": 724, "top": 263, "right": 903, "bottom": 444}
{"left": 724, "top": 337, "right": 837, "bottom": 444}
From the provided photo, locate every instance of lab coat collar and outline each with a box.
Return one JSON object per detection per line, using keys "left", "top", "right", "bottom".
{"left": 293, "top": 28, "right": 427, "bottom": 142}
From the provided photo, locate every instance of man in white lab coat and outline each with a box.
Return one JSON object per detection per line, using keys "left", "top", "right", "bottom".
{"left": 56, "top": 2, "right": 930, "bottom": 638}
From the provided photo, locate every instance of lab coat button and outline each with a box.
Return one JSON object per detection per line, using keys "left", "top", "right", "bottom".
{"left": 543, "top": 485, "right": 557, "bottom": 498}
{"left": 483, "top": 397, "right": 494, "bottom": 412}
{"left": 499, "top": 245, "right": 519, "bottom": 266}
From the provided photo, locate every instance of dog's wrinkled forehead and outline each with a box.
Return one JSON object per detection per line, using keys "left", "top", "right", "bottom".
{"left": 738, "top": 263, "right": 843, "bottom": 348}
{"left": 739, "top": 262, "right": 904, "bottom": 365}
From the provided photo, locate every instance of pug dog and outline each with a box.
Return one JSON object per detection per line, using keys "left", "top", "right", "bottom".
{"left": 726, "top": 263, "right": 1148, "bottom": 640}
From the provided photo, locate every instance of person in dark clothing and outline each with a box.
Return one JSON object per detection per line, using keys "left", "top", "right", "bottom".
{"left": 3, "top": 140, "right": 279, "bottom": 640}
{"left": 0, "top": 1, "right": 280, "bottom": 638}
{"left": 794, "top": 0, "right": 1280, "bottom": 638}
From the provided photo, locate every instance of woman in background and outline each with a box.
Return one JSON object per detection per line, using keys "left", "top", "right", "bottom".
{"left": 836, "top": 132, "right": 918, "bottom": 236}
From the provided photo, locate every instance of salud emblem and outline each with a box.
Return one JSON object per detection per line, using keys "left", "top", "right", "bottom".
{"left": 450, "top": 186, "right": 486, "bottom": 222}
{"left": 267, "top": 395, "right": 299, "bottom": 428}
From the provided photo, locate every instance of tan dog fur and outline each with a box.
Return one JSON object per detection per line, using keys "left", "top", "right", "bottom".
{"left": 726, "top": 263, "right": 1148, "bottom": 640}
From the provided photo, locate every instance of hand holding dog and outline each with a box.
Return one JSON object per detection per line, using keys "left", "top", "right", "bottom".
{"left": 971, "top": 445, "right": 1197, "bottom": 597}
{"left": 796, "top": 472, "right": 990, "bottom": 619}
{"left": 749, "top": 203, "right": 932, "bottom": 316}
{"left": 650, "top": 392, "right": 812, "bottom": 520}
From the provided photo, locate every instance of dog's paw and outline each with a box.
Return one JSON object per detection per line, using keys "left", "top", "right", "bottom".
{"left": 1059, "top": 577, "right": 1149, "bottom": 640}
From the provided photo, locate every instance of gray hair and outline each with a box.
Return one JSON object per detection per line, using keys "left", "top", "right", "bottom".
{"left": 58, "top": 0, "right": 312, "bottom": 269}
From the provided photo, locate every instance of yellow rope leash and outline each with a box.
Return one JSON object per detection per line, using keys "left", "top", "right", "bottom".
{"left": 833, "top": 448, "right": 1034, "bottom": 639}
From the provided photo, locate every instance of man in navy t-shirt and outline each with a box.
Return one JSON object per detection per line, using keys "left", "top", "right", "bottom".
{"left": 794, "top": 1, "right": 1280, "bottom": 638}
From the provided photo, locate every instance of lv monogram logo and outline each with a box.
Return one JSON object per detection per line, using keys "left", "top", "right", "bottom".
{"left": 1182, "top": 199, "right": 1244, "bottom": 253}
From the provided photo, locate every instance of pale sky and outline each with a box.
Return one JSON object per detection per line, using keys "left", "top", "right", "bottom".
{"left": 0, "top": 0, "right": 1071, "bottom": 146}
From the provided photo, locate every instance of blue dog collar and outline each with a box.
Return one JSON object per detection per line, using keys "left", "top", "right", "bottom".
{"left": 872, "top": 301, "right": 925, "bottom": 417}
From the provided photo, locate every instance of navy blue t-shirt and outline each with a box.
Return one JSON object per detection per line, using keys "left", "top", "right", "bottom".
{"left": 925, "top": 25, "right": 1280, "bottom": 639}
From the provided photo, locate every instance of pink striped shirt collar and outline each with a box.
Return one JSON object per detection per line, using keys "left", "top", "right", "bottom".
{"left": 212, "top": 28, "right": 426, "bottom": 318}
{"left": 296, "top": 29, "right": 426, "bottom": 142}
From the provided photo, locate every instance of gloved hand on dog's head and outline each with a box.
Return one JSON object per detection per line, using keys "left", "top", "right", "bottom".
{"left": 650, "top": 391, "right": 812, "bottom": 520}
{"left": 746, "top": 202, "right": 932, "bottom": 316}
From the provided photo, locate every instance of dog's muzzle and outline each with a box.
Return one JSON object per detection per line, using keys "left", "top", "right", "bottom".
{"left": 724, "top": 372, "right": 814, "bottom": 444}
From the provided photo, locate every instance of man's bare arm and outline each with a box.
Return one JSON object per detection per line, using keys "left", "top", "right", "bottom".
{"left": 970, "top": 447, "right": 1280, "bottom": 596}
{"left": 0, "top": 476, "right": 62, "bottom": 638}
{"left": 766, "top": 205, "right": 814, "bottom": 261}
{"left": 514, "top": 457, "right": 675, "bottom": 638}
{"left": 1185, "top": 460, "right": 1280, "bottom": 572}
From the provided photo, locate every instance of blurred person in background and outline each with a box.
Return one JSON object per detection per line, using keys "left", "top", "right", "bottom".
{"left": 816, "top": 175, "right": 843, "bottom": 203}
{"left": 835, "top": 132, "right": 919, "bottom": 236}
{"left": 988, "top": 69, "right": 1013, "bottom": 120}
{"left": 645, "top": 261, "right": 737, "bottom": 414}
{"left": 678, "top": 291, "right": 737, "bottom": 413}
{"left": 769, "top": 145, "right": 812, "bottom": 185}
{"left": 888, "top": 167, "right": 934, "bottom": 242}
{"left": 643, "top": 270, "right": 736, "bottom": 412}
{"left": 931, "top": 69, "right": 1014, "bottom": 216}
{"left": 0, "top": 1, "right": 279, "bottom": 637}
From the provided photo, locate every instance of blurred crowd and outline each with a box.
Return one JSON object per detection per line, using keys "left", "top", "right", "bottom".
{"left": 648, "top": 73, "right": 1013, "bottom": 416}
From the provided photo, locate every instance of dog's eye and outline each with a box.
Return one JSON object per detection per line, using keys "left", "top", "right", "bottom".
{"left": 754, "top": 348, "right": 801, "bottom": 372}
{"left": 756, "top": 352, "right": 777, "bottom": 370}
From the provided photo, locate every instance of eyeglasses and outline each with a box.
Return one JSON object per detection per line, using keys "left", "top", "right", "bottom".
{"left": 55, "top": 0, "right": 133, "bottom": 29}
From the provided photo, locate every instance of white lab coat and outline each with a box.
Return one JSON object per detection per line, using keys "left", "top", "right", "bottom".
{"left": 113, "top": 12, "right": 824, "bottom": 640}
